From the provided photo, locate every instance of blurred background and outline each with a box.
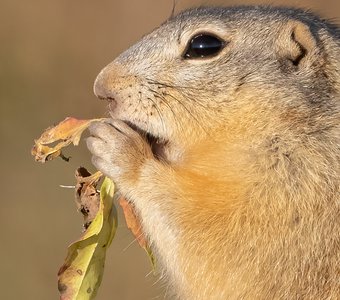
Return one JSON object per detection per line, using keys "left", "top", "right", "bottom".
{"left": 1, "top": 0, "right": 339, "bottom": 299}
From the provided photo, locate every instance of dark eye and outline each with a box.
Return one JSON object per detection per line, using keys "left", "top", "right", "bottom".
{"left": 184, "top": 34, "right": 225, "bottom": 59}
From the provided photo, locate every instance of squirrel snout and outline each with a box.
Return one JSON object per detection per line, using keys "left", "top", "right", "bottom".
{"left": 93, "top": 71, "right": 115, "bottom": 102}
{"left": 93, "top": 74, "right": 117, "bottom": 112}
{"left": 93, "top": 63, "right": 134, "bottom": 106}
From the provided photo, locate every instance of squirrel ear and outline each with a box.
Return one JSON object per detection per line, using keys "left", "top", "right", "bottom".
{"left": 277, "top": 20, "right": 318, "bottom": 68}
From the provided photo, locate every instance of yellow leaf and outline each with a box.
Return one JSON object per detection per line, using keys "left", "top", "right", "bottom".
{"left": 58, "top": 177, "right": 116, "bottom": 300}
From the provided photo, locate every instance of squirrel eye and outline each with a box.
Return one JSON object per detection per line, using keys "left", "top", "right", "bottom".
{"left": 184, "top": 34, "right": 225, "bottom": 59}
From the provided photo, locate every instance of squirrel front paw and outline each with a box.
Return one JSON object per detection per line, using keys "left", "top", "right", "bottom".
{"left": 86, "top": 119, "right": 153, "bottom": 193}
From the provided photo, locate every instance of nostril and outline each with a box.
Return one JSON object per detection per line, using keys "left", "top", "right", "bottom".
{"left": 97, "top": 95, "right": 115, "bottom": 102}
{"left": 97, "top": 95, "right": 106, "bottom": 100}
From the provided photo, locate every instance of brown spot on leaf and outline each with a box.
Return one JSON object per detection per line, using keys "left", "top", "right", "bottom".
{"left": 58, "top": 281, "right": 68, "bottom": 293}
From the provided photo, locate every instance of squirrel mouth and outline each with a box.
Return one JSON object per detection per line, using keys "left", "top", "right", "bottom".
{"left": 123, "top": 120, "right": 169, "bottom": 161}
{"left": 146, "top": 132, "right": 168, "bottom": 161}
{"left": 105, "top": 99, "right": 169, "bottom": 161}
{"left": 105, "top": 98, "right": 170, "bottom": 161}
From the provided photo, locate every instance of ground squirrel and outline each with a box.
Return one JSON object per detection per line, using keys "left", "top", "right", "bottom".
{"left": 86, "top": 6, "right": 340, "bottom": 299}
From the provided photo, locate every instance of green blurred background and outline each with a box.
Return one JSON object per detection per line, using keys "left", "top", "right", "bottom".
{"left": 1, "top": 0, "right": 339, "bottom": 299}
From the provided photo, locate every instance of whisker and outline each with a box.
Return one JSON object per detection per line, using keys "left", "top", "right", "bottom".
{"left": 148, "top": 96, "right": 167, "bottom": 136}
{"left": 146, "top": 78, "right": 211, "bottom": 109}
{"left": 122, "top": 231, "right": 145, "bottom": 252}
{"left": 146, "top": 78, "right": 207, "bottom": 92}
{"left": 164, "top": 91, "right": 210, "bottom": 137}
{"left": 149, "top": 88, "right": 183, "bottom": 134}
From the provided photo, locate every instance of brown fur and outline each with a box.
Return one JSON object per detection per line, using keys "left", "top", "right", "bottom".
{"left": 87, "top": 6, "right": 340, "bottom": 299}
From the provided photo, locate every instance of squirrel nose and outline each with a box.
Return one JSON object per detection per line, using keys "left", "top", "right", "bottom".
{"left": 93, "top": 62, "right": 134, "bottom": 105}
{"left": 93, "top": 70, "right": 115, "bottom": 101}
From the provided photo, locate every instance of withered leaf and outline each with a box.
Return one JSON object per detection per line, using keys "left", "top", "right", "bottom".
{"left": 119, "top": 197, "right": 147, "bottom": 249}
{"left": 31, "top": 117, "right": 104, "bottom": 163}
{"left": 75, "top": 168, "right": 103, "bottom": 230}
{"left": 119, "top": 197, "right": 155, "bottom": 269}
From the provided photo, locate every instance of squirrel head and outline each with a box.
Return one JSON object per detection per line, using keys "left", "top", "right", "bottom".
{"left": 94, "top": 6, "right": 340, "bottom": 164}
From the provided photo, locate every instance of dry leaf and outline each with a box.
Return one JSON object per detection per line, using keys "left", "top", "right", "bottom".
{"left": 119, "top": 197, "right": 148, "bottom": 249}
{"left": 75, "top": 168, "right": 103, "bottom": 230}
{"left": 31, "top": 117, "right": 104, "bottom": 163}
{"left": 119, "top": 197, "right": 155, "bottom": 269}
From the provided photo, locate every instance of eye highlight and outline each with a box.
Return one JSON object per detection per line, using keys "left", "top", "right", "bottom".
{"left": 184, "top": 33, "right": 225, "bottom": 59}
